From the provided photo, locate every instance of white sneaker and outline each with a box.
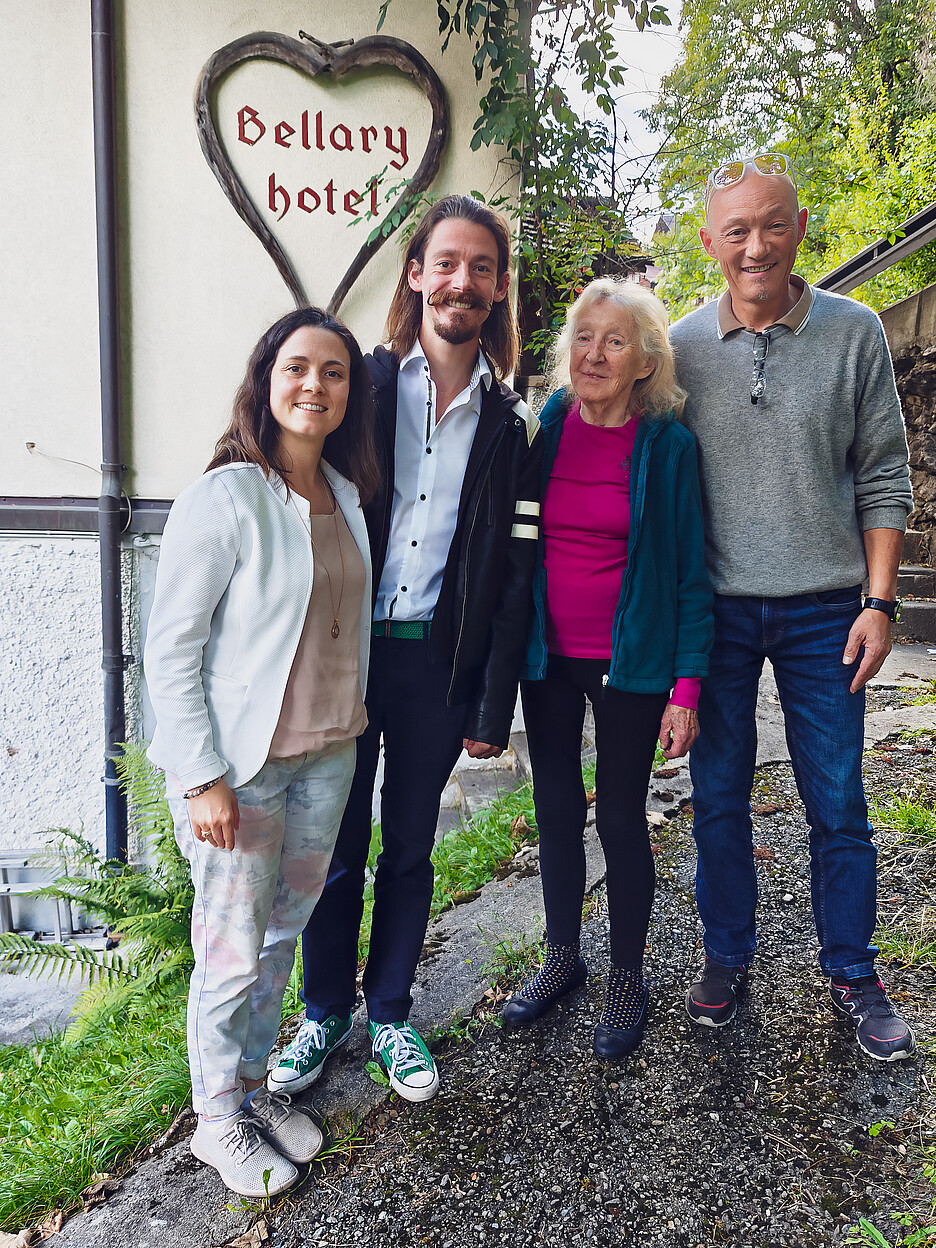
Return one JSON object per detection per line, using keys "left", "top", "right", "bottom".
{"left": 190, "top": 1112, "right": 298, "bottom": 1197}
{"left": 245, "top": 1087, "right": 324, "bottom": 1163}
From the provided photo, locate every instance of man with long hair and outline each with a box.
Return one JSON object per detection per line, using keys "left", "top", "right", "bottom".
{"left": 269, "top": 195, "right": 542, "bottom": 1099}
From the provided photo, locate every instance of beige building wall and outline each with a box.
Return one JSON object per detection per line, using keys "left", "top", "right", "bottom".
{"left": 3, "top": 3, "right": 101, "bottom": 503}
{"left": 2, "top": 0, "right": 513, "bottom": 502}
{"left": 0, "top": 1, "right": 513, "bottom": 870}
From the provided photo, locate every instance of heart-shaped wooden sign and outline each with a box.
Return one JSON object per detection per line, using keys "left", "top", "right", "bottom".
{"left": 195, "top": 31, "right": 449, "bottom": 313}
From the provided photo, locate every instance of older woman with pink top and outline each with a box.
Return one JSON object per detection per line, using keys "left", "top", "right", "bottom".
{"left": 501, "top": 279, "right": 713, "bottom": 1059}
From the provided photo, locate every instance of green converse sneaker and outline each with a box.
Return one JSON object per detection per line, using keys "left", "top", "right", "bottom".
{"left": 267, "top": 1014, "right": 352, "bottom": 1093}
{"left": 368, "top": 1020, "right": 440, "bottom": 1102}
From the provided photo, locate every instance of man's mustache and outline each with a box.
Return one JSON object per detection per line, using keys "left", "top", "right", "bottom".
{"left": 426, "top": 291, "right": 494, "bottom": 313}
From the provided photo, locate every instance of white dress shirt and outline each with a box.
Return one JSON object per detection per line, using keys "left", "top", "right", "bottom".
{"left": 374, "top": 340, "right": 492, "bottom": 622}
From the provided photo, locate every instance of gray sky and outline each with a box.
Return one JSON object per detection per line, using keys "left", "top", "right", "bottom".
{"left": 552, "top": 4, "right": 684, "bottom": 240}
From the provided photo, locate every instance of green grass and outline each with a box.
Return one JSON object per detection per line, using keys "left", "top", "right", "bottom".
{"left": 430, "top": 782, "right": 538, "bottom": 916}
{"left": 909, "top": 681, "right": 936, "bottom": 707}
{"left": 870, "top": 792, "right": 936, "bottom": 841}
{"left": 872, "top": 793, "right": 936, "bottom": 968}
{"left": 846, "top": 1214, "right": 936, "bottom": 1246}
{"left": 357, "top": 821, "right": 384, "bottom": 964}
{"left": 0, "top": 1011, "right": 189, "bottom": 1231}
{"left": 0, "top": 752, "right": 597, "bottom": 1231}
{"left": 876, "top": 930, "right": 936, "bottom": 971}
{"left": 281, "top": 942, "right": 305, "bottom": 1019}
{"left": 354, "top": 783, "right": 540, "bottom": 964}
{"left": 481, "top": 926, "right": 544, "bottom": 988}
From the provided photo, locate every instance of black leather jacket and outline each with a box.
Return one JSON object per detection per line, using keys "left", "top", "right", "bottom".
{"left": 365, "top": 346, "right": 543, "bottom": 747}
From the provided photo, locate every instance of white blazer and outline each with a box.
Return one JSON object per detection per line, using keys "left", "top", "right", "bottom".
{"left": 144, "top": 461, "right": 372, "bottom": 790}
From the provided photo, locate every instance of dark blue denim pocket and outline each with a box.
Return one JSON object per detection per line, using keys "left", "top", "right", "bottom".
{"left": 809, "top": 585, "right": 862, "bottom": 609}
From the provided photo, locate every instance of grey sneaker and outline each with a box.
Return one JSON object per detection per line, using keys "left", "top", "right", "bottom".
{"left": 190, "top": 1112, "right": 298, "bottom": 1197}
{"left": 685, "top": 958, "right": 749, "bottom": 1027}
{"left": 368, "top": 1020, "right": 439, "bottom": 1102}
{"left": 245, "top": 1086, "right": 323, "bottom": 1163}
{"left": 267, "top": 1014, "right": 353, "bottom": 1093}
{"left": 829, "top": 975, "right": 916, "bottom": 1062}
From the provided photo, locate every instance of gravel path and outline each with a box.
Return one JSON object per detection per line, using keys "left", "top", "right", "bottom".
{"left": 265, "top": 748, "right": 935, "bottom": 1248}
{"left": 55, "top": 669, "right": 936, "bottom": 1248}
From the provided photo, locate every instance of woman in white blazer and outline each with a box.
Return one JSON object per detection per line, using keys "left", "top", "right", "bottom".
{"left": 144, "top": 307, "right": 379, "bottom": 1197}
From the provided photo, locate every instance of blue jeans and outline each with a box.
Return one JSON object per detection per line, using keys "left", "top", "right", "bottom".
{"left": 690, "top": 590, "right": 878, "bottom": 979}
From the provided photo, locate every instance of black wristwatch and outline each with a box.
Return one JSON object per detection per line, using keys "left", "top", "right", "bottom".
{"left": 863, "top": 596, "right": 901, "bottom": 622}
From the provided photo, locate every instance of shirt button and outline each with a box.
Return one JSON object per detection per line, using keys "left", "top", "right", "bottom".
{"left": 419, "top": 494, "right": 426, "bottom": 501}
{"left": 411, "top": 540, "right": 417, "bottom": 547}
{"left": 401, "top": 585, "right": 408, "bottom": 592}
{"left": 426, "top": 447, "right": 432, "bottom": 454}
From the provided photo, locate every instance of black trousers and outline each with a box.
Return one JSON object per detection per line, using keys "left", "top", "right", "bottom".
{"left": 521, "top": 655, "right": 668, "bottom": 968}
{"left": 300, "top": 635, "right": 467, "bottom": 1024}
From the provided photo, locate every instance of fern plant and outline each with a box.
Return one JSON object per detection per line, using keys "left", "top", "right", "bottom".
{"left": 0, "top": 745, "right": 194, "bottom": 1037}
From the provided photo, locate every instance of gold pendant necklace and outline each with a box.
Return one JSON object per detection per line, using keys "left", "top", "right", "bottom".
{"left": 291, "top": 486, "right": 345, "bottom": 639}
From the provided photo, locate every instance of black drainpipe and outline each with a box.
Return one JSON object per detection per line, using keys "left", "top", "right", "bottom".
{"left": 92, "top": 0, "right": 128, "bottom": 862}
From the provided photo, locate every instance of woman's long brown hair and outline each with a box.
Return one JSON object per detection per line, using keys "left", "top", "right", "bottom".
{"left": 207, "top": 306, "right": 380, "bottom": 504}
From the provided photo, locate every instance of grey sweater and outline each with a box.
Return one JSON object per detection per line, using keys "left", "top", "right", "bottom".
{"left": 670, "top": 288, "right": 912, "bottom": 597}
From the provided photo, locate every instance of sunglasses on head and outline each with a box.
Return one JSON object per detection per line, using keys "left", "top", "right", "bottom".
{"left": 704, "top": 153, "right": 794, "bottom": 208}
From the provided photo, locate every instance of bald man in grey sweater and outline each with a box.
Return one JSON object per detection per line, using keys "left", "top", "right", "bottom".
{"left": 670, "top": 155, "right": 915, "bottom": 1062}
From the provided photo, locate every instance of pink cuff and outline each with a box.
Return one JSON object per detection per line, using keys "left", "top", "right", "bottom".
{"left": 670, "top": 677, "right": 701, "bottom": 711}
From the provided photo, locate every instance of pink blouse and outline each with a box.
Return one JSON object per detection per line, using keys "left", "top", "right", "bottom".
{"left": 542, "top": 403, "right": 699, "bottom": 710}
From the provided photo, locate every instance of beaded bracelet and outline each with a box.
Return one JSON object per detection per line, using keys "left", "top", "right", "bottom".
{"left": 183, "top": 776, "right": 221, "bottom": 800}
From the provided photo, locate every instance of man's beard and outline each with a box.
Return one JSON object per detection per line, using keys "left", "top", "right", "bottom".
{"left": 744, "top": 270, "right": 775, "bottom": 302}
{"left": 426, "top": 293, "right": 492, "bottom": 345}
{"left": 431, "top": 316, "right": 482, "bottom": 346}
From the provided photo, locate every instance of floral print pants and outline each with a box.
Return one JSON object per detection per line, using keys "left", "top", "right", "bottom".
{"left": 168, "top": 742, "right": 356, "bottom": 1117}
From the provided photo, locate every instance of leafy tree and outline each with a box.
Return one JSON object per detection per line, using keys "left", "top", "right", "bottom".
{"left": 818, "top": 110, "right": 936, "bottom": 310}
{"left": 648, "top": 0, "right": 930, "bottom": 202}
{"left": 646, "top": 0, "right": 936, "bottom": 314}
{"left": 653, "top": 209, "right": 723, "bottom": 320}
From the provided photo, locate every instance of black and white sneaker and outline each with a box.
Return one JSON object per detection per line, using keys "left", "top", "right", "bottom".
{"left": 685, "top": 958, "right": 749, "bottom": 1027}
{"left": 829, "top": 974, "right": 915, "bottom": 1062}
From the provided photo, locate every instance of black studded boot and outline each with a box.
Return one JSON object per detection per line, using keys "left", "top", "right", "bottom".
{"left": 500, "top": 942, "right": 588, "bottom": 1027}
{"left": 593, "top": 966, "right": 649, "bottom": 1059}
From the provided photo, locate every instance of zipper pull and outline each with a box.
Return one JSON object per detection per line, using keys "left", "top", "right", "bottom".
{"left": 601, "top": 674, "right": 609, "bottom": 687}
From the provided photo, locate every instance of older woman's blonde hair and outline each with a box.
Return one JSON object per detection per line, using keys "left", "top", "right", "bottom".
{"left": 548, "top": 277, "right": 687, "bottom": 418}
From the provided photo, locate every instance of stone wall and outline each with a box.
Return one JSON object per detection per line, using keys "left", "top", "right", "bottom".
{"left": 881, "top": 282, "right": 936, "bottom": 535}
{"left": 894, "top": 347, "right": 936, "bottom": 532}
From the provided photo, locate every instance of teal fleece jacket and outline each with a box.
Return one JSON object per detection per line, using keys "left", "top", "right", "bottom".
{"left": 521, "top": 391, "right": 714, "bottom": 694}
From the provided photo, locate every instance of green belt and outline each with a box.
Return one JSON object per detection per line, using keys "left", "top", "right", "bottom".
{"left": 374, "top": 619, "right": 432, "bottom": 640}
